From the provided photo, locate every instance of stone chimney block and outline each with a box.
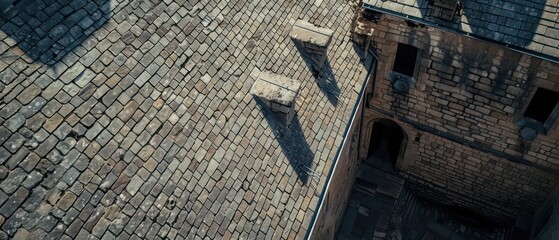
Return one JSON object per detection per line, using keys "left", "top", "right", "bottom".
{"left": 0, "top": 0, "right": 38, "bottom": 19}
{"left": 290, "top": 20, "right": 334, "bottom": 68}
{"left": 251, "top": 71, "right": 301, "bottom": 125}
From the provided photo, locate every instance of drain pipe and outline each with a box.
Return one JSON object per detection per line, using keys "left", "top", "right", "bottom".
{"left": 358, "top": 45, "right": 379, "bottom": 162}
{"left": 305, "top": 45, "right": 379, "bottom": 239}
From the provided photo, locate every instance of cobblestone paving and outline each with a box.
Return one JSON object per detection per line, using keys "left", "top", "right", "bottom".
{"left": 0, "top": 0, "right": 368, "bottom": 239}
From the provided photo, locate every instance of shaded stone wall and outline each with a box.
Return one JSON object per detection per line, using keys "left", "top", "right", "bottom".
{"left": 534, "top": 206, "right": 559, "bottom": 240}
{"left": 532, "top": 186, "right": 559, "bottom": 239}
{"left": 363, "top": 14, "right": 559, "bottom": 221}
{"left": 310, "top": 90, "right": 364, "bottom": 239}
{"left": 405, "top": 130, "right": 556, "bottom": 221}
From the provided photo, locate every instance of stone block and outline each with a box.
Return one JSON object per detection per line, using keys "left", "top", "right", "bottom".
{"left": 251, "top": 71, "right": 301, "bottom": 125}
{"left": 290, "top": 20, "right": 334, "bottom": 67}
{"left": 290, "top": 20, "right": 333, "bottom": 47}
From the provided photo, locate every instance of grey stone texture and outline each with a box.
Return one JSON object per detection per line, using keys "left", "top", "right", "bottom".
{"left": 364, "top": 0, "right": 559, "bottom": 59}
{"left": 251, "top": 70, "right": 301, "bottom": 107}
{"left": 290, "top": 20, "right": 334, "bottom": 67}
{"left": 251, "top": 70, "right": 301, "bottom": 124}
{"left": 0, "top": 0, "right": 368, "bottom": 239}
{"left": 290, "top": 20, "right": 334, "bottom": 48}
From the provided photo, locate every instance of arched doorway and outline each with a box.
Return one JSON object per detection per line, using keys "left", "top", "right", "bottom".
{"left": 365, "top": 119, "right": 407, "bottom": 172}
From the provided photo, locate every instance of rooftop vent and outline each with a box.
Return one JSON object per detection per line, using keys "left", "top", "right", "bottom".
{"left": 429, "top": 0, "right": 459, "bottom": 21}
{"left": 251, "top": 71, "right": 301, "bottom": 125}
{"left": 290, "top": 20, "right": 334, "bottom": 68}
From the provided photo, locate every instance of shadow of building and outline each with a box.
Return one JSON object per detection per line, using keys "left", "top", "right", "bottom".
{"left": 0, "top": 0, "right": 110, "bottom": 65}
{"left": 460, "top": 0, "right": 546, "bottom": 47}
{"left": 363, "top": 0, "right": 547, "bottom": 50}
{"left": 254, "top": 96, "right": 315, "bottom": 184}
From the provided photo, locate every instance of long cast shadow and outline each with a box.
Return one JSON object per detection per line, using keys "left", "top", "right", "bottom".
{"left": 254, "top": 96, "right": 314, "bottom": 184}
{"left": 459, "top": 0, "right": 545, "bottom": 47}
{"left": 292, "top": 39, "right": 340, "bottom": 106}
{"left": 0, "top": 0, "right": 110, "bottom": 65}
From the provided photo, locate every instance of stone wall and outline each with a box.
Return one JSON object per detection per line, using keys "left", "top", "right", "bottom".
{"left": 310, "top": 87, "right": 365, "bottom": 239}
{"left": 362, "top": 14, "right": 559, "bottom": 221}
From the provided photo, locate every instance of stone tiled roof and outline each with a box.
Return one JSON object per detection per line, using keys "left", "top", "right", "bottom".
{"left": 363, "top": 0, "right": 559, "bottom": 60}
{"left": 0, "top": 0, "right": 368, "bottom": 239}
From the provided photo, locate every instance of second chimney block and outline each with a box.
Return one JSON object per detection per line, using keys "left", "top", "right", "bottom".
{"left": 290, "top": 20, "right": 334, "bottom": 68}
{"left": 251, "top": 71, "right": 301, "bottom": 125}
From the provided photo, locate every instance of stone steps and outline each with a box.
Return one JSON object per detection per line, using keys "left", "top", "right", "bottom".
{"left": 338, "top": 164, "right": 407, "bottom": 240}
{"left": 399, "top": 188, "right": 419, "bottom": 225}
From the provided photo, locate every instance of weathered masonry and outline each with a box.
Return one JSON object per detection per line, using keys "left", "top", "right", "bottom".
{"left": 251, "top": 70, "right": 301, "bottom": 125}
{"left": 308, "top": 0, "right": 559, "bottom": 239}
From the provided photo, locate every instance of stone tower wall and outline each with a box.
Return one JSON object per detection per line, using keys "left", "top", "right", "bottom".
{"left": 362, "top": 14, "right": 559, "bottom": 221}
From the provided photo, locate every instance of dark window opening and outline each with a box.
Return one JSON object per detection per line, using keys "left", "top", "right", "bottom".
{"left": 393, "top": 43, "right": 418, "bottom": 77}
{"left": 367, "top": 120, "right": 404, "bottom": 171}
{"left": 414, "top": 133, "right": 422, "bottom": 143}
{"left": 524, "top": 88, "right": 559, "bottom": 123}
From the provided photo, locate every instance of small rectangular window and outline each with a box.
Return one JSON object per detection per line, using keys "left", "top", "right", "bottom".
{"left": 524, "top": 88, "right": 559, "bottom": 123}
{"left": 393, "top": 43, "right": 418, "bottom": 77}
